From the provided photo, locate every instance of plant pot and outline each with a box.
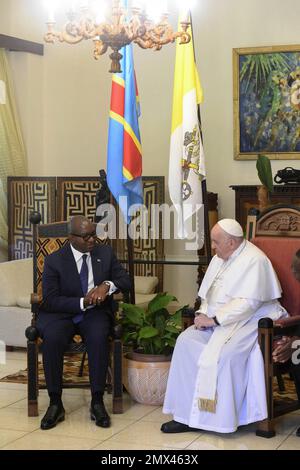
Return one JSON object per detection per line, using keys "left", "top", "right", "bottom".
{"left": 123, "top": 352, "right": 171, "bottom": 405}
{"left": 127, "top": 351, "right": 172, "bottom": 362}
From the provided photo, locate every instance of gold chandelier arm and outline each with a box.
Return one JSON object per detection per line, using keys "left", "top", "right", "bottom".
{"left": 174, "top": 31, "right": 191, "bottom": 45}
{"left": 135, "top": 27, "right": 190, "bottom": 51}
{"left": 134, "top": 37, "right": 153, "bottom": 50}
{"left": 59, "top": 32, "right": 84, "bottom": 44}
{"left": 79, "top": 19, "right": 98, "bottom": 40}
{"left": 93, "top": 39, "right": 108, "bottom": 60}
{"left": 60, "top": 20, "right": 97, "bottom": 43}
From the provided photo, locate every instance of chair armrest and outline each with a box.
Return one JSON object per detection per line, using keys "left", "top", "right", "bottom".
{"left": 25, "top": 325, "right": 39, "bottom": 341}
{"left": 274, "top": 315, "right": 300, "bottom": 328}
{"left": 113, "top": 324, "right": 123, "bottom": 340}
{"left": 182, "top": 307, "right": 195, "bottom": 318}
{"left": 182, "top": 307, "right": 195, "bottom": 330}
{"left": 30, "top": 293, "right": 42, "bottom": 305}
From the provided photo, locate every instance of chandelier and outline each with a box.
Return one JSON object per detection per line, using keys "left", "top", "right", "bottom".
{"left": 44, "top": 0, "right": 191, "bottom": 73}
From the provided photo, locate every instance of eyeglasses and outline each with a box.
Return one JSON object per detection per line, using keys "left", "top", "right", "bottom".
{"left": 71, "top": 231, "right": 97, "bottom": 242}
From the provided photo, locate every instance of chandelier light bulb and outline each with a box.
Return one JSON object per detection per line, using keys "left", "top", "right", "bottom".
{"left": 146, "top": 0, "right": 167, "bottom": 23}
{"left": 93, "top": 0, "right": 107, "bottom": 24}
{"left": 177, "top": 0, "right": 196, "bottom": 9}
{"left": 177, "top": 0, "right": 196, "bottom": 22}
{"left": 131, "top": 0, "right": 144, "bottom": 9}
{"left": 44, "top": 0, "right": 58, "bottom": 22}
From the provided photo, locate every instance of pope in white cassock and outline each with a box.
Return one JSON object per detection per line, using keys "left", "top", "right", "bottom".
{"left": 161, "top": 218, "right": 287, "bottom": 434}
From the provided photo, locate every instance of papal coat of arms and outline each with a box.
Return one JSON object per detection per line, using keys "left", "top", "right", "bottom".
{"left": 181, "top": 125, "right": 201, "bottom": 201}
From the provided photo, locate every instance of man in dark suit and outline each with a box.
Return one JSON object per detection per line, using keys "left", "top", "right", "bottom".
{"left": 37, "top": 215, "right": 131, "bottom": 430}
{"left": 273, "top": 249, "right": 300, "bottom": 437}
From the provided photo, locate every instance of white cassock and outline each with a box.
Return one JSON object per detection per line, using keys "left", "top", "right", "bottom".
{"left": 163, "top": 240, "right": 287, "bottom": 433}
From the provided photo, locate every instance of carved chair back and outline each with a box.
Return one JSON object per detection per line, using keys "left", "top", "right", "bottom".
{"left": 246, "top": 204, "right": 300, "bottom": 437}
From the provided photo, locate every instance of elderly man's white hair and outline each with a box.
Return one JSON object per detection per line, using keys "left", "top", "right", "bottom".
{"left": 217, "top": 219, "right": 243, "bottom": 238}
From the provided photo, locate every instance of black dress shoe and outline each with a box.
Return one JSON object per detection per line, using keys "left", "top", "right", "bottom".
{"left": 90, "top": 402, "right": 111, "bottom": 428}
{"left": 161, "top": 420, "right": 199, "bottom": 433}
{"left": 296, "top": 427, "right": 300, "bottom": 437}
{"left": 40, "top": 403, "right": 65, "bottom": 430}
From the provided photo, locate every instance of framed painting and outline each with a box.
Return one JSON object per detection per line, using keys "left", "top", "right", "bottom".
{"left": 233, "top": 45, "right": 300, "bottom": 160}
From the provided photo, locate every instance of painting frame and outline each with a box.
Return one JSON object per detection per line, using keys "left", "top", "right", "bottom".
{"left": 233, "top": 44, "right": 300, "bottom": 160}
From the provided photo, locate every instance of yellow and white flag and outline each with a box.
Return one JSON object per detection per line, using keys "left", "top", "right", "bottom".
{"left": 168, "top": 17, "right": 205, "bottom": 240}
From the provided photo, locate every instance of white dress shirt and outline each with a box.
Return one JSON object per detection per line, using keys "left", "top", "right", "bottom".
{"left": 70, "top": 244, "right": 117, "bottom": 311}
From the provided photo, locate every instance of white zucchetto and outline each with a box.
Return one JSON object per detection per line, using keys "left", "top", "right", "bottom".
{"left": 218, "top": 218, "right": 243, "bottom": 237}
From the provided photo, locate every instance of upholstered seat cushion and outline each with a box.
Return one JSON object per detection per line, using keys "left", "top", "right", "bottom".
{"left": 16, "top": 295, "right": 31, "bottom": 309}
{"left": 252, "top": 237, "right": 300, "bottom": 316}
{"left": 0, "top": 306, "right": 32, "bottom": 347}
{"left": 0, "top": 258, "right": 33, "bottom": 307}
{"left": 0, "top": 259, "right": 158, "bottom": 308}
{"left": 134, "top": 276, "right": 158, "bottom": 295}
{"left": 135, "top": 293, "right": 157, "bottom": 307}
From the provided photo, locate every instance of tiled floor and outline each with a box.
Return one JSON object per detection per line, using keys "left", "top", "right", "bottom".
{"left": 0, "top": 351, "right": 300, "bottom": 450}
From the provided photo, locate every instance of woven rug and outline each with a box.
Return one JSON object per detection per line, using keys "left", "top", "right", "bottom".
{"left": 0, "top": 354, "right": 90, "bottom": 387}
{"left": 0, "top": 356, "right": 298, "bottom": 405}
{"left": 273, "top": 375, "right": 299, "bottom": 407}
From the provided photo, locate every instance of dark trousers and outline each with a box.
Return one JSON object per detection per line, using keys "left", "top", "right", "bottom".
{"left": 37, "top": 310, "right": 111, "bottom": 396}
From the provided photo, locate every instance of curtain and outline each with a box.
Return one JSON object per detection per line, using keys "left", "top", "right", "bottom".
{"left": 0, "top": 48, "right": 27, "bottom": 248}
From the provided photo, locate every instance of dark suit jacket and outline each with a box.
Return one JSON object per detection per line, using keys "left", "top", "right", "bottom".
{"left": 37, "top": 243, "right": 131, "bottom": 327}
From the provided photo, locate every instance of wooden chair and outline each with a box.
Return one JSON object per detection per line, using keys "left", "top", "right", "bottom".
{"left": 25, "top": 212, "right": 124, "bottom": 417}
{"left": 247, "top": 204, "right": 300, "bottom": 437}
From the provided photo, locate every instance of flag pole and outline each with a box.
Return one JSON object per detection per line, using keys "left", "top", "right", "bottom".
{"left": 190, "top": 12, "right": 212, "bottom": 263}
{"left": 95, "top": 170, "right": 136, "bottom": 303}
{"left": 127, "top": 226, "right": 136, "bottom": 304}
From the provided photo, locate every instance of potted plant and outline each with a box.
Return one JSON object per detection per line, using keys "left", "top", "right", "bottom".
{"left": 256, "top": 154, "right": 274, "bottom": 211}
{"left": 120, "top": 292, "right": 187, "bottom": 405}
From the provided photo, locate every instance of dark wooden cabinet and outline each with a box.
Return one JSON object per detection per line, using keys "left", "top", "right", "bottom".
{"left": 230, "top": 185, "right": 300, "bottom": 230}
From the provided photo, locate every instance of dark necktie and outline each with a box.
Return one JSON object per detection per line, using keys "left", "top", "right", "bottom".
{"left": 73, "top": 254, "right": 88, "bottom": 324}
{"left": 79, "top": 254, "right": 88, "bottom": 295}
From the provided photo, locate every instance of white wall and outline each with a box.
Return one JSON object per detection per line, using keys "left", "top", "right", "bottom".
{"left": 2, "top": 0, "right": 300, "bottom": 304}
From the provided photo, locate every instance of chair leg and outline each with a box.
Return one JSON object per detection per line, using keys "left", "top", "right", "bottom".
{"left": 112, "top": 339, "right": 123, "bottom": 414}
{"left": 256, "top": 319, "right": 276, "bottom": 438}
{"left": 276, "top": 373, "right": 285, "bottom": 392}
{"left": 256, "top": 419, "right": 276, "bottom": 438}
{"left": 291, "top": 365, "right": 300, "bottom": 403}
{"left": 27, "top": 340, "right": 39, "bottom": 417}
{"left": 78, "top": 351, "right": 87, "bottom": 377}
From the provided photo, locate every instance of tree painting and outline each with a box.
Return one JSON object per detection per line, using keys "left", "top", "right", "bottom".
{"left": 237, "top": 47, "right": 300, "bottom": 157}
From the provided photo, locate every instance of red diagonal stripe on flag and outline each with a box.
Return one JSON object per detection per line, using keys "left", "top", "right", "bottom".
{"left": 110, "top": 81, "right": 125, "bottom": 117}
{"left": 123, "top": 131, "right": 142, "bottom": 179}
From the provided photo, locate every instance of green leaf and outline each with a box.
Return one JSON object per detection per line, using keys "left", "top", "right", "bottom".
{"left": 168, "top": 307, "right": 187, "bottom": 326}
{"left": 163, "top": 337, "right": 176, "bottom": 348}
{"left": 152, "top": 336, "right": 164, "bottom": 353}
{"left": 240, "top": 52, "right": 292, "bottom": 93}
{"left": 155, "top": 313, "right": 167, "bottom": 334}
{"left": 122, "top": 331, "right": 138, "bottom": 345}
{"left": 138, "top": 326, "right": 159, "bottom": 340}
{"left": 147, "top": 293, "right": 178, "bottom": 314}
{"left": 256, "top": 155, "right": 274, "bottom": 192}
{"left": 165, "top": 324, "right": 180, "bottom": 334}
{"left": 119, "top": 292, "right": 183, "bottom": 355}
{"left": 121, "top": 303, "right": 145, "bottom": 326}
